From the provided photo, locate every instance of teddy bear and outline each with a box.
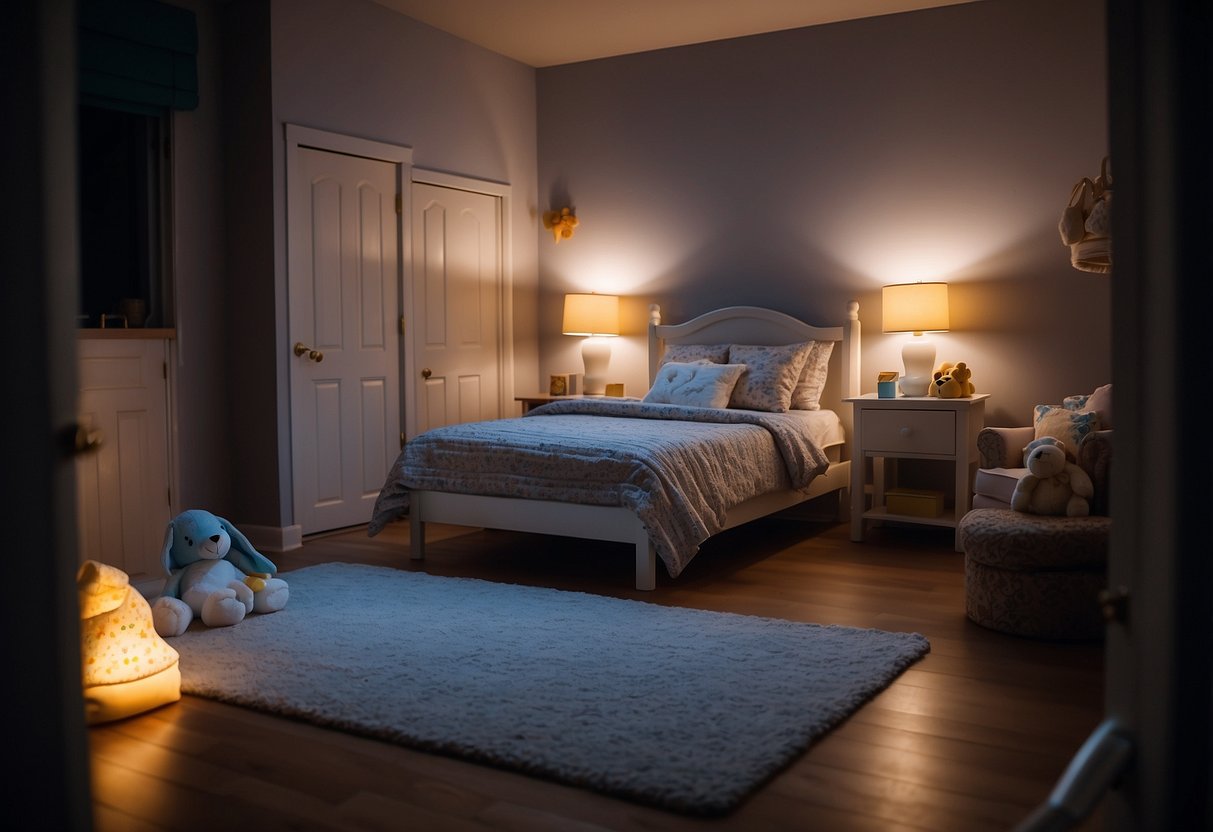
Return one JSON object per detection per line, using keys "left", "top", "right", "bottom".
{"left": 1011, "top": 442, "right": 1094, "bottom": 517}
{"left": 151, "top": 509, "right": 289, "bottom": 638}
{"left": 929, "top": 361, "right": 975, "bottom": 398}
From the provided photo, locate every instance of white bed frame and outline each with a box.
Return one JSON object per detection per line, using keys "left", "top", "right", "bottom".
{"left": 408, "top": 302, "right": 861, "bottom": 590}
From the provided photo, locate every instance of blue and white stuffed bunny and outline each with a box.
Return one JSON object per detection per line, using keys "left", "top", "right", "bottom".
{"left": 151, "top": 509, "right": 289, "bottom": 637}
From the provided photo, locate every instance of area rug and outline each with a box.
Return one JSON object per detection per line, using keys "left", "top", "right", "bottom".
{"left": 171, "top": 562, "right": 929, "bottom": 815}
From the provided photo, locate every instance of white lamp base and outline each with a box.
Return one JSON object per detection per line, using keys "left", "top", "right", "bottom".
{"left": 581, "top": 338, "right": 612, "bottom": 395}
{"left": 899, "top": 334, "right": 936, "bottom": 397}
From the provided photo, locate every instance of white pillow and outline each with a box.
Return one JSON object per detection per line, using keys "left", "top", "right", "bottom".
{"left": 790, "top": 340, "right": 835, "bottom": 410}
{"left": 643, "top": 362, "right": 747, "bottom": 409}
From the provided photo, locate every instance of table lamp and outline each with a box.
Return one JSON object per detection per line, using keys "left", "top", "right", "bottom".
{"left": 562, "top": 293, "right": 619, "bottom": 395}
{"left": 882, "top": 282, "right": 950, "bottom": 397}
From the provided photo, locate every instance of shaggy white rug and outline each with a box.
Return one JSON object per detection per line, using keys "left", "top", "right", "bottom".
{"left": 172, "top": 562, "right": 929, "bottom": 815}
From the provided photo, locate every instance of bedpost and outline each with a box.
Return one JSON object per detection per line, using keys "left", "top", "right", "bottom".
{"left": 635, "top": 537, "right": 657, "bottom": 591}
{"left": 409, "top": 493, "right": 426, "bottom": 562}
{"left": 843, "top": 300, "right": 861, "bottom": 399}
{"left": 839, "top": 300, "right": 861, "bottom": 461}
{"left": 647, "top": 304, "right": 663, "bottom": 384}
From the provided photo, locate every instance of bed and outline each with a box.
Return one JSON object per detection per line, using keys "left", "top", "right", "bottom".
{"left": 369, "top": 302, "right": 861, "bottom": 590}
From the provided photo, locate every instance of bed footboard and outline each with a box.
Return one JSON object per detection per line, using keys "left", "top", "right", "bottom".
{"left": 407, "top": 490, "right": 660, "bottom": 590}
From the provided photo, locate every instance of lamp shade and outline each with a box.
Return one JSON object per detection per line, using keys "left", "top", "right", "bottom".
{"left": 882, "top": 282, "right": 950, "bottom": 334}
{"left": 562, "top": 293, "right": 619, "bottom": 337}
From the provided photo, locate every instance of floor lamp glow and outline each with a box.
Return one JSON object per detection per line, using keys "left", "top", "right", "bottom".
{"left": 882, "top": 282, "right": 950, "bottom": 397}
{"left": 562, "top": 292, "right": 619, "bottom": 395}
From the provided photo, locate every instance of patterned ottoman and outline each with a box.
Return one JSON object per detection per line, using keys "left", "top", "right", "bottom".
{"left": 957, "top": 508, "right": 1110, "bottom": 640}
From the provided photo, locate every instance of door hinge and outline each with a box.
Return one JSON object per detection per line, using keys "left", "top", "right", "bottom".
{"left": 395, "top": 193, "right": 402, "bottom": 215}
{"left": 163, "top": 361, "right": 168, "bottom": 380}
{"left": 400, "top": 316, "right": 406, "bottom": 335}
{"left": 400, "top": 431, "right": 406, "bottom": 449}
{"left": 167, "top": 487, "right": 172, "bottom": 507}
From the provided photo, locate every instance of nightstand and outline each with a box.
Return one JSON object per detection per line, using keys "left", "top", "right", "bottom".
{"left": 845, "top": 393, "right": 989, "bottom": 550}
{"left": 515, "top": 393, "right": 585, "bottom": 414}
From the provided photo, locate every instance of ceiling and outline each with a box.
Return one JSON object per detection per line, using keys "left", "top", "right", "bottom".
{"left": 368, "top": 0, "right": 981, "bottom": 68}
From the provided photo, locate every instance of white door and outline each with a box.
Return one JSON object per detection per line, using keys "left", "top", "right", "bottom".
{"left": 411, "top": 182, "right": 502, "bottom": 434}
{"left": 75, "top": 338, "right": 172, "bottom": 584}
{"left": 289, "top": 147, "right": 400, "bottom": 534}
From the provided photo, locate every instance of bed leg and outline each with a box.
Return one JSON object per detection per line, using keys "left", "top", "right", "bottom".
{"left": 409, "top": 502, "right": 425, "bottom": 562}
{"left": 634, "top": 539, "right": 656, "bottom": 591}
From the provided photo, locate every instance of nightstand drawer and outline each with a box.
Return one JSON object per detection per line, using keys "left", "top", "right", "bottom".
{"left": 862, "top": 409, "right": 955, "bottom": 455}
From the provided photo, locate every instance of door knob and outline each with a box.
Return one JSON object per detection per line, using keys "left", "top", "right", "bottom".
{"left": 421, "top": 368, "right": 432, "bottom": 379}
{"left": 293, "top": 342, "right": 324, "bottom": 362}
{"left": 60, "top": 423, "right": 103, "bottom": 457}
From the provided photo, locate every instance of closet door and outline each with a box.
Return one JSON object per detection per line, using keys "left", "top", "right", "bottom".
{"left": 288, "top": 146, "right": 400, "bottom": 534}
{"left": 411, "top": 181, "right": 503, "bottom": 434}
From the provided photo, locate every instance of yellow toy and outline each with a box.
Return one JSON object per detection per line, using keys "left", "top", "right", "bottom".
{"left": 929, "top": 361, "right": 975, "bottom": 398}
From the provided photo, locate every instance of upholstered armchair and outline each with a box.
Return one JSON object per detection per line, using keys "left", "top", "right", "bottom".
{"left": 974, "top": 427, "right": 1113, "bottom": 516}
{"left": 958, "top": 386, "right": 1113, "bottom": 640}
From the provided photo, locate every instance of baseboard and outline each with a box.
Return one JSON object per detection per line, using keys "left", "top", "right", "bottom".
{"left": 241, "top": 523, "right": 304, "bottom": 553}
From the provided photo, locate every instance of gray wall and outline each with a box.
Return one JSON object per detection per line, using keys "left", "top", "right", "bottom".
{"left": 536, "top": 0, "right": 1110, "bottom": 426}
{"left": 168, "top": 0, "right": 232, "bottom": 514}
{"left": 216, "top": 0, "right": 539, "bottom": 529}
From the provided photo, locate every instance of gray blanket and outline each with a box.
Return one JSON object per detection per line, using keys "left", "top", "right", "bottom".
{"left": 369, "top": 399, "right": 831, "bottom": 577}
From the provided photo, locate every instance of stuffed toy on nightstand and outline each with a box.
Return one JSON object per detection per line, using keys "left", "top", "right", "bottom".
{"left": 151, "top": 509, "right": 289, "bottom": 637}
{"left": 1011, "top": 442, "right": 1094, "bottom": 517}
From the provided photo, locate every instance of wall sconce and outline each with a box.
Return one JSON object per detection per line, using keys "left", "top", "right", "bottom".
{"left": 882, "top": 281, "right": 950, "bottom": 397}
{"left": 562, "top": 292, "right": 619, "bottom": 395}
{"left": 543, "top": 207, "right": 579, "bottom": 243}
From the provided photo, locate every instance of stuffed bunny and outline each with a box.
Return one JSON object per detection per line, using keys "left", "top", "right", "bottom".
{"left": 151, "top": 509, "right": 289, "bottom": 637}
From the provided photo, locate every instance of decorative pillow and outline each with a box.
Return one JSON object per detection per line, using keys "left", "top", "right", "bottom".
{"left": 658, "top": 343, "right": 729, "bottom": 367}
{"left": 643, "top": 362, "right": 746, "bottom": 409}
{"left": 790, "top": 340, "right": 835, "bottom": 410}
{"left": 727, "top": 342, "right": 813, "bottom": 412}
{"left": 1033, "top": 404, "right": 1101, "bottom": 453}
{"left": 1064, "top": 383, "right": 1113, "bottom": 430}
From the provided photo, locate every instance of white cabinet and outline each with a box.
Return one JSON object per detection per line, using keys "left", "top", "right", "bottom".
{"left": 76, "top": 334, "right": 175, "bottom": 587}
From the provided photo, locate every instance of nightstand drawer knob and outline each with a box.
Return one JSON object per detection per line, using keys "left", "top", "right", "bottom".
{"left": 899, "top": 426, "right": 912, "bottom": 437}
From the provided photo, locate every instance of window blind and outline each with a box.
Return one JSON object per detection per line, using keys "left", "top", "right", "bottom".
{"left": 79, "top": 0, "right": 198, "bottom": 114}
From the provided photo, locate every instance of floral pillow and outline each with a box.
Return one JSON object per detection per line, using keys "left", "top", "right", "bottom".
{"left": 1033, "top": 404, "right": 1101, "bottom": 455}
{"left": 727, "top": 342, "right": 813, "bottom": 412}
{"left": 790, "top": 340, "right": 835, "bottom": 410}
{"left": 643, "top": 362, "right": 746, "bottom": 409}
{"left": 658, "top": 343, "right": 730, "bottom": 367}
{"left": 1063, "top": 383, "right": 1113, "bottom": 430}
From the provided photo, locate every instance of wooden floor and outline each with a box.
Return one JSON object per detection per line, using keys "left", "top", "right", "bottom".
{"left": 88, "top": 512, "right": 1105, "bottom": 831}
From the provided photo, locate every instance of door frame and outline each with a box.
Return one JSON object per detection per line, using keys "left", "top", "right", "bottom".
{"left": 406, "top": 168, "right": 514, "bottom": 440}
{"left": 283, "top": 124, "right": 413, "bottom": 539}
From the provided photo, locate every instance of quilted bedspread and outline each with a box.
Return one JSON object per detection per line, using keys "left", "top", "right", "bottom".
{"left": 368, "top": 399, "right": 832, "bottom": 577}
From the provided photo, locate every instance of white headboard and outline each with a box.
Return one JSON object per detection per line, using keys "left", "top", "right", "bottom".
{"left": 647, "top": 302, "right": 861, "bottom": 430}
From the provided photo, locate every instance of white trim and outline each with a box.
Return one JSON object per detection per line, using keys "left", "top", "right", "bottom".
{"left": 412, "top": 167, "right": 508, "bottom": 195}
{"left": 285, "top": 124, "right": 414, "bottom": 165}
{"left": 241, "top": 523, "right": 303, "bottom": 553}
